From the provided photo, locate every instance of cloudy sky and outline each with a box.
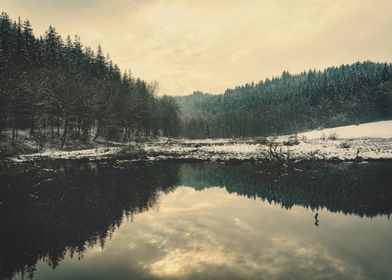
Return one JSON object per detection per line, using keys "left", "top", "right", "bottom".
{"left": 2, "top": 0, "right": 392, "bottom": 95}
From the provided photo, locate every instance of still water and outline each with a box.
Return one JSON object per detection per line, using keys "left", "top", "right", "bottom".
{"left": 0, "top": 161, "right": 391, "bottom": 280}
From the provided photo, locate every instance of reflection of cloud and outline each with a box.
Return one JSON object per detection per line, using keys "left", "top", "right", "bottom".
{"left": 103, "top": 187, "right": 363, "bottom": 279}
{"left": 31, "top": 183, "right": 390, "bottom": 279}
{"left": 147, "top": 231, "right": 357, "bottom": 279}
{"left": 160, "top": 201, "right": 217, "bottom": 213}
{"left": 150, "top": 248, "right": 230, "bottom": 277}
{"left": 2, "top": 0, "right": 392, "bottom": 95}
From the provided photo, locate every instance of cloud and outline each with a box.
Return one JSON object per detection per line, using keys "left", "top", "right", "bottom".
{"left": 2, "top": 0, "right": 392, "bottom": 95}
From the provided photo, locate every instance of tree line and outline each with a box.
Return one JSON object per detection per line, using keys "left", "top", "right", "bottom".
{"left": 2, "top": 12, "right": 392, "bottom": 143}
{"left": 177, "top": 61, "right": 392, "bottom": 138}
{"left": 0, "top": 12, "right": 181, "bottom": 147}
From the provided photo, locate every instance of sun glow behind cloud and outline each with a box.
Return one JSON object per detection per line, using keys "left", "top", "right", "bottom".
{"left": 2, "top": 0, "right": 392, "bottom": 95}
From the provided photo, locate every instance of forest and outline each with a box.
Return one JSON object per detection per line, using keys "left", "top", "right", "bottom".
{"left": 178, "top": 62, "right": 392, "bottom": 138}
{"left": 1, "top": 12, "right": 392, "bottom": 146}
{"left": 0, "top": 12, "right": 181, "bottom": 149}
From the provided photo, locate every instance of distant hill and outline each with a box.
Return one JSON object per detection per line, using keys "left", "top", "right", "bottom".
{"left": 175, "top": 61, "right": 392, "bottom": 138}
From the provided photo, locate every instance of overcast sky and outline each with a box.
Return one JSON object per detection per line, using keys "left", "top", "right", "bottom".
{"left": 2, "top": 0, "right": 392, "bottom": 95}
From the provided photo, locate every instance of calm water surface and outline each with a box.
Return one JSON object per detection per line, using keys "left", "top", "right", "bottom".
{"left": 0, "top": 161, "right": 391, "bottom": 280}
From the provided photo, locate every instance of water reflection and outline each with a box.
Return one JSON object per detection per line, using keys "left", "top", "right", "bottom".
{"left": 314, "top": 212, "right": 319, "bottom": 226}
{"left": 178, "top": 162, "right": 392, "bottom": 218}
{"left": 0, "top": 161, "right": 391, "bottom": 279}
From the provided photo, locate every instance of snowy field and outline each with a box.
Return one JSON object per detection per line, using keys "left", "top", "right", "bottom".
{"left": 297, "top": 120, "right": 392, "bottom": 140}
{"left": 10, "top": 120, "right": 392, "bottom": 162}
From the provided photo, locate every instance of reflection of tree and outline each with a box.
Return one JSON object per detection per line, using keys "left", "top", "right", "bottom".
{"left": 0, "top": 161, "right": 180, "bottom": 280}
{"left": 1, "top": 161, "right": 391, "bottom": 279}
{"left": 179, "top": 162, "right": 392, "bottom": 218}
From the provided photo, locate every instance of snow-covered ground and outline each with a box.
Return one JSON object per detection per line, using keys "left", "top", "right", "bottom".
{"left": 12, "top": 147, "right": 121, "bottom": 161}
{"left": 10, "top": 120, "right": 392, "bottom": 162}
{"left": 297, "top": 120, "right": 392, "bottom": 140}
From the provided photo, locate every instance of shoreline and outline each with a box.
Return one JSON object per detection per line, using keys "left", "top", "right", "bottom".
{"left": 5, "top": 136, "right": 392, "bottom": 164}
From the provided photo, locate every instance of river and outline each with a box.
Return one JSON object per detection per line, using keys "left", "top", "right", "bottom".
{"left": 1, "top": 160, "right": 391, "bottom": 280}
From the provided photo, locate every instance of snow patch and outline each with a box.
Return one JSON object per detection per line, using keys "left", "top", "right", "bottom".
{"left": 296, "top": 120, "right": 392, "bottom": 140}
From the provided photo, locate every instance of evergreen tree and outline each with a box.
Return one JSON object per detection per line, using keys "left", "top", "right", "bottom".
{"left": 0, "top": 12, "right": 182, "bottom": 145}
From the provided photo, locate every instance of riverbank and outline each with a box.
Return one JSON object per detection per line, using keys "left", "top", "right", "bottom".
{"left": 6, "top": 137, "right": 391, "bottom": 163}
{"left": 2, "top": 120, "right": 392, "bottom": 163}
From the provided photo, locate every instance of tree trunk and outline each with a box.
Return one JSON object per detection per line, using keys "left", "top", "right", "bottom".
{"left": 61, "top": 118, "right": 68, "bottom": 148}
{"left": 57, "top": 118, "right": 60, "bottom": 137}
{"left": 12, "top": 121, "right": 16, "bottom": 145}
{"left": 51, "top": 120, "right": 54, "bottom": 142}
{"left": 29, "top": 115, "right": 35, "bottom": 136}
{"left": 93, "top": 120, "right": 103, "bottom": 141}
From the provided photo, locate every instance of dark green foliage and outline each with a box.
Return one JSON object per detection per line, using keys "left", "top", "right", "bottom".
{"left": 0, "top": 12, "right": 181, "bottom": 147}
{"left": 156, "top": 95, "right": 181, "bottom": 137}
{"left": 177, "top": 62, "right": 392, "bottom": 138}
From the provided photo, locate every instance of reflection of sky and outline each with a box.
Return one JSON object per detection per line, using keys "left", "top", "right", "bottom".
{"left": 29, "top": 186, "right": 392, "bottom": 280}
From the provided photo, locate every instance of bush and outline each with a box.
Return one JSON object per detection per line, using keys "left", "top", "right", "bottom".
{"left": 255, "top": 137, "right": 268, "bottom": 145}
{"left": 327, "top": 131, "right": 338, "bottom": 140}
{"left": 283, "top": 135, "right": 300, "bottom": 146}
{"left": 116, "top": 144, "right": 147, "bottom": 159}
{"left": 259, "top": 141, "right": 293, "bottom": 172}
{"left": 339, "top": 142, "right": 351, "bottom": 149}
{"left": 320, "top": 131, "right": 338, "bottom": 140}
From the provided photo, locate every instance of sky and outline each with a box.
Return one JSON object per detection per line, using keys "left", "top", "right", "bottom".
{"left": 1, "top": 0, "right": 392, "bottom": 96}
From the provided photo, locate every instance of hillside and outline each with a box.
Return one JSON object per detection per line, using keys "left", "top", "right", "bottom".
{"left": 176, "top": 62, "right": 392, "bottom": 138}
{"left": 0, "top": 11, "right": 181, "bottom": 152}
